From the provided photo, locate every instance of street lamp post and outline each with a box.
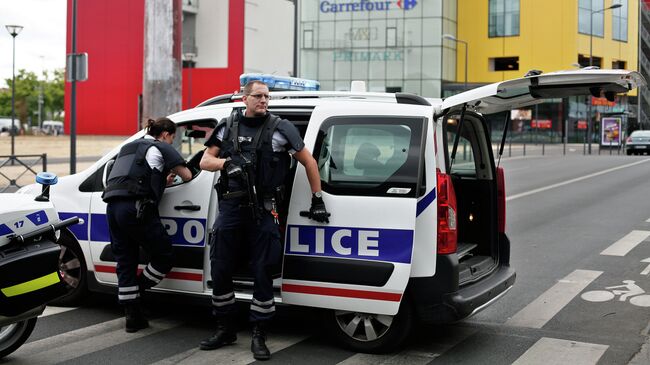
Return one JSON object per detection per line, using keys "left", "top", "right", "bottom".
{"left": 442, "top": 34, "right": 468, "bottom": 91}
{"left": 587, "top": 3, "right": 622, "bottom": 154}
{"left": 5, "top": 25, "right": 24, "bottom": 163}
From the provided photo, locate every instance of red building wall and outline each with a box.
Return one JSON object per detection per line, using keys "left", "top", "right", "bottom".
{"left": 65, "top": 0, "right": 244, "bottom": 135}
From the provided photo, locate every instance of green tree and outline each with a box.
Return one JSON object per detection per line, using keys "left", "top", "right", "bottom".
{"left": 0, "top": 68, "right": 65, "bottom": 127}
{"left": 42, "top": 69, "right": 65, "bottom": 121}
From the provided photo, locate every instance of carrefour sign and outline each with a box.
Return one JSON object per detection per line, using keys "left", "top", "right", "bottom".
{"left": 320, "top": 0, "right": 418, "bottom": 13}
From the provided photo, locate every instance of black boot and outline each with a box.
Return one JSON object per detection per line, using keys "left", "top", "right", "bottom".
{"left": 199, "top": 317, "right": 237, "bottom": 350}
{"left": 251, "top": 322, "right": 270, "bottom": 361}
{"left": 124, "top": 303, "right": 149, "bottom": 333}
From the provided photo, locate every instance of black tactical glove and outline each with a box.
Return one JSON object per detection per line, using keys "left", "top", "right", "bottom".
{"left": 223, "top": 157, "right": 243, "bottom": 178}
{"left": 310, "top": 193, "right": 330, "bottom": 223}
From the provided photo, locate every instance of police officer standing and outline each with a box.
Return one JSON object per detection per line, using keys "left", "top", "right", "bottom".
{"left": 198, "top": 80, "right": 330, "bottom": 360}
{"left": 103, "top": 117, "right": 192, "bottom": 333}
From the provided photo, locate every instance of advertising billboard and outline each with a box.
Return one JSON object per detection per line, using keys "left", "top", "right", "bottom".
{"left": 601, "top": 117, "right": 621, "bottom": 146}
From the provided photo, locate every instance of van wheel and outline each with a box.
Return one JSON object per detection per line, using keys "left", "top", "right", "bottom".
{"left": 50, "top": 231, "right": 88, "bottom": 306}
{"left": 325, "top": 298, "right": 413, "bottom": 353}
{"left": 0, "top": 318, "right": 37, "bottom": 359}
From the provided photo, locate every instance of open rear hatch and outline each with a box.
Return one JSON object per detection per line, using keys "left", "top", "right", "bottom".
{"left": 442, "top": 69, "right": 646, "bottom": 285}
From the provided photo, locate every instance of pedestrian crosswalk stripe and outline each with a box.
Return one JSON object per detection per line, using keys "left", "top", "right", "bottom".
{"left": 11, "top": 318, "right": 182, "bottom": 365}
{"left": 600, "top": 230, "right": 650, "bottom": 256}
{"left": 336, "top": 326, "right": 476, "bottom": 365}
{"left": 150, "top": 332, "right": 308, "bottom": 365}
{"left": 506, "top": 269, "right": 602, "bottom": 328}
{"left": 511, "top": 337, "right": 608, "bottom": 365}
{"left": 39, "top": 305, "right": 76, "bottom": 317}
{"left": 337, "top": 351, "right": 437, "bottom": 365}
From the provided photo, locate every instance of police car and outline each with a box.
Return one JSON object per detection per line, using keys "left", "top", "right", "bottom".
{"left": 16, "top": 70, "right": 645, "bottom": 352}
{"left": 0, "top": 173, "right": 79, "bottom": 358}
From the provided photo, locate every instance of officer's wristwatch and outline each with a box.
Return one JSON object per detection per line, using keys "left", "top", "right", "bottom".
{"left": 313, "top": 191, "right": 323, "bottom": 199}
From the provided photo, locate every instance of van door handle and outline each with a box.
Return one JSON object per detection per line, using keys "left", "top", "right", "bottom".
{"left": 174, "top": 205, "right": 201, "bottom": 211}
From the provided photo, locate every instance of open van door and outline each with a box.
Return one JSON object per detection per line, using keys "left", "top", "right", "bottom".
{"left": 442, "top": 69, "right": 646, "bottom": 114}
{"left": 281, "top": 101, "right": 430, "bottom": 317}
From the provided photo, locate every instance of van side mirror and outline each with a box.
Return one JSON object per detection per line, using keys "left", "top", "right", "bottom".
{"left": 102, "top": 159, "right": 115, "bottom": 189}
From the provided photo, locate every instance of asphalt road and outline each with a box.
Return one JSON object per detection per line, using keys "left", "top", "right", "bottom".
{"left": 4, "top": 153, "right": 650, "bottom": 364}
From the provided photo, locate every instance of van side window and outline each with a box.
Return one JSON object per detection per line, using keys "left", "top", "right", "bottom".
{"left": 445, "top": 115, "right": 493, "bottom": 180}
{"left": 447, "top": 129, "right": 476, "bottom": 177}
{"left": 313, "top": 116, "right": 424, "bottom": 198}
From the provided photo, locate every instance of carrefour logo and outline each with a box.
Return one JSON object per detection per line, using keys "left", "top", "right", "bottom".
{"left": 320, "top": 0, "right": 418, "bottom": 13}
{"left": 397, "top": 0, "right": 417, "bottom": 9}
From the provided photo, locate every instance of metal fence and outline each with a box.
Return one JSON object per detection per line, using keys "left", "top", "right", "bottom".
{"left": 0, "top": 154, "right": 47, "bottom": 192}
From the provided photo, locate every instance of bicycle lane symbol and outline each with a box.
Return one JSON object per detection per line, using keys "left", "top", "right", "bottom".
{"left": 581, "top": 280, "right": 650, "bottom": 307}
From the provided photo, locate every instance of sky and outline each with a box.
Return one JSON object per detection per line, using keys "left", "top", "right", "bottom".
{"left": 0, "top": 0, "right": 67, "bottom": 83}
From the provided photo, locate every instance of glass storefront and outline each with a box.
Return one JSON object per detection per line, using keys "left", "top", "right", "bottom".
{"left": 298, "top": 0, "right": 457, "bottom": 97}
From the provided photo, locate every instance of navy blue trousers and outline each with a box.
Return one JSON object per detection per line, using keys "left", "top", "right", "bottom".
{"left": 210, "top": 198, "right": 282, "bottom": 322}
{"left": 106, "top": 198, "right": 174, "bottom": 304}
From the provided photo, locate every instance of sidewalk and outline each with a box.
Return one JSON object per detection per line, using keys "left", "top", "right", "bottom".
{"left": 0, "top": 135, "right": 125, "bottom": 189}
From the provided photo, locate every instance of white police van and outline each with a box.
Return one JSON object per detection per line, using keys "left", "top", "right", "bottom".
{"left": 16, "top": 70, "right": 645, "bottom": 352}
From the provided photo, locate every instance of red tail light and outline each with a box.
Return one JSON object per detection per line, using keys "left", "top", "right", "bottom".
{"left": 496, "top": 166, "right": 506, "bottom": 233}
{"left": 436, "top": 169, "right": 457, "bottom": 254}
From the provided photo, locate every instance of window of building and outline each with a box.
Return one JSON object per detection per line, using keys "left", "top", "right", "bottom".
{"left": 386, "top": 27, "right": 397, "bottom": 47}
{"left": 578, "top": 54, "right": 602, "bottom": 68}
{"left": 303, "top": 29, "right": 314, "bottom": 49}
{"left": 489, "top": 57, "right": 519, "bottom": 71}
{"left": 612, "top": 0, "right": 628, "bottom": 42}
{"left": 578, "top": 0, "right": 604, "bottom": 37}
{"left": 488, "top": 0, "right": 520, "bottom": 37}
{"left": 612, "top": 60, "right": 627, "bottom": 69}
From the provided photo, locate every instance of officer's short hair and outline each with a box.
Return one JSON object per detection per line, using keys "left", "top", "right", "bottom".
{"left": 243, "top": 80, "right": 268, "bottom": 95}
{"left": 146, "top": 117, "right": 176, "bottom": 137}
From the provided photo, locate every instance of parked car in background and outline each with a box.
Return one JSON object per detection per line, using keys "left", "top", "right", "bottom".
{"left": 41, "top": 121, "right": 64, "bottom": 136}
{"left": 625, "top": 130, "right": 650, "bottom": 155}
{"left": 0, "top": 118, "right": 18, "bottom": 134}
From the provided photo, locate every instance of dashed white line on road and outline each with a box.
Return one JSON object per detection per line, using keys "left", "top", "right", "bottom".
{"left": 600, "top": 230, "right": 650, "bottom": 256}
{"left": 511, "top": 337, "right": 608, "bottom": 365}
{"left": 506, "top": 269, "right": 602, "bottom": 329}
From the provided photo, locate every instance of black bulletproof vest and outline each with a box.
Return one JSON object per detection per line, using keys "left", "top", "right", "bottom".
{"left": 218, "top": 113, "right": 291, "bottom": 195}
{"left": 102, "top": 138, "right": 183, "bottom": 202}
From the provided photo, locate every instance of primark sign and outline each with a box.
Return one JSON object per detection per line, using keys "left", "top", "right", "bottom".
{"left": 320, "top": 0, "right": 418, "bottom": 13}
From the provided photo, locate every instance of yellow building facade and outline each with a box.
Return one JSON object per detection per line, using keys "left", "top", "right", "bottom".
{"left": 455, "top": 0, "right": 638, "bottom": 85}
{"left": 451, "top": 0, "right": 640, "bottom": 142}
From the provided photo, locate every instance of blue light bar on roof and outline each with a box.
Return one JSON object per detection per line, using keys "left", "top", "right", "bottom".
{"left": 239, "top": 74, "right": 320, "bottom": 91}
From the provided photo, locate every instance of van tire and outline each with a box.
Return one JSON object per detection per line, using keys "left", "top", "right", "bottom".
{"left": 325, "top": 297, "right": 413, "bottom": 353}
{"left": 0, "top": 318, "right": 37, "bottom": 359}
{"left": 50, "top": 230, "right": 88, "bottom": 306}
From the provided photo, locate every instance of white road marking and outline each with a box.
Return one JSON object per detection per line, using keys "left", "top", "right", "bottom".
{"left": 600, "top": 230, "right": 650, "bottom": 256}
{"left": 641, "top": 258, "right": 650, "bottom": 276}
{"left": 151, "top": 332, "right": 308, "bottom": 365}
{"left": 506, "top": 269, "right": 602, "bottom": 328}
{"left": 506, "top": 158, "right": 650, "bottom": 201}
{"left": 336, "top": 327, "right": 477, "bottom": 365}
{"left": 511, "top": 337, "right": 608, "bottom": 365}
{"left": 10, "top": 318, "right": 182, "bottom": 365}
{"left": 646, "top": 217, "right": 650, "bottom": 223}
{"left": 39, "top": 306, "right": 76, "bottom": 317}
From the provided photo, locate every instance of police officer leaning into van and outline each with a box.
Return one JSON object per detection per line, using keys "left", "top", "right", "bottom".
{"left": 198, "top": 80, "right": 330, "bottom": 360}
{"left": 103, "top": 117, "right": 192, "bottom": 333}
